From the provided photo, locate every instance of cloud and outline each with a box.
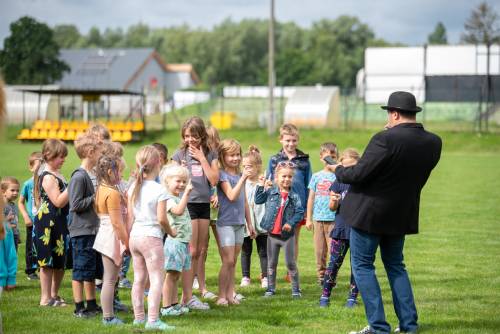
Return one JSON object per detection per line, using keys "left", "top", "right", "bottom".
{"left": 1, "top": 0, "right": 499, "bottom": 46}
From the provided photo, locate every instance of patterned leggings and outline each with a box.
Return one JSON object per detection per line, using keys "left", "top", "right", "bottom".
{"left": 130, "top": 236, "right": 165, "bottom": 323}
{"left": 321, "top": 238, "right": 358, "bottom": 300}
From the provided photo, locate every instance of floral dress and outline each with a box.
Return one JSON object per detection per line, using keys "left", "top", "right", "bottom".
{"left": 33, "top": 171, "right": 69, "bottom": 269}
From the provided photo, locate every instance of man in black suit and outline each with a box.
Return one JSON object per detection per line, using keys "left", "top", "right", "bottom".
{"left": 333, "top": 92, "right": 442, "bottom": 334}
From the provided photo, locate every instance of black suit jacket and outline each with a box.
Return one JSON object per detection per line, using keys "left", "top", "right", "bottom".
{"left": 335, "top": 123, "right": 442, "bottom": 235}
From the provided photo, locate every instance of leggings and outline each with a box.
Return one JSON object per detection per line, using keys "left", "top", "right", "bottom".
{"left": 321, "top": 238, "right": 359, "bottom": 300}
{"left": 101, "top": 255, "right": 120, "bottom": 318}
{"left": 130, "top": 236, "right": 165, "bottom": 323}
{"left": 241, "top": 234, "right": 268, "bottom": 278}
{"left": 267, "top": 234, "right": 299, "bottom": 293}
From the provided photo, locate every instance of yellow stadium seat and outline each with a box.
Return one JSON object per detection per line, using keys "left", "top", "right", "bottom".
{"left": 57, "top": 129, "right": 66, "bottom": 140}
{"left": 121, "top": 131, "right": 132, "bottom": 142}
{"left": 60, "top": 121, "right": 70, "bottom": 130}
{"left": 51, "top": 121, "right": 60, "bottom": 131}
{"left": 33, "top": 120, "right": 44, "bottom": 130}
{"left": 17, "top": 129, "right": 31, "bottom": 140}
{"left": 65, "top": 130, "right": 76, "bottom": 141}
{"left": 115, "top": 122, "right": 125, "bottom": 131}
{"left": 111, "top": 131, "right": 122, "bottom": 142}
{"left": 124, "top": 121, "right": 133, "bottom": 131}
{"left": 28, "top": 129, "right": 39, "bottom": 140}
{"left": 48, "top": 130, "right": 58, "bottom": 139}
{"left": 38, "top": 130, "right": 49, "bottom": 139}
{"left": 132, "top": 121, "right": 144, "bottom": 132}
{"left": 76, "top": 121, "right": 88, "bottom": 132}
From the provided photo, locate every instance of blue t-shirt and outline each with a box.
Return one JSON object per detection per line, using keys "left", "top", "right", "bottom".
{"left": 21, "top": 177, "right": 36, "bottom": 221}
{"left": 329, "top": 181, "right": 350, "bottom": 240}
{"left": 308, "top": 170, "right": 336, "bottom": 222}
{"left": 217, "top": 170, "right": 246, "bottom": 226}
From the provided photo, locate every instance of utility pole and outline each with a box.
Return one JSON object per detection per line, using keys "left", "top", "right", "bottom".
{"left": 268, "top": 0, "right": 275, "bottom": 135}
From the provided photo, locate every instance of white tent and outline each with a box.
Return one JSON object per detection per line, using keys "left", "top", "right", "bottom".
{"left": 284, "top": 85, "right": 340, "bottom": 128}
{"left": 358, "top": 45, "right": 500, "bottom": 104}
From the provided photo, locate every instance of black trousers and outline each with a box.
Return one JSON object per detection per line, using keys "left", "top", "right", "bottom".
{"left": 25, "top": 226, "right": 36, "bottom": 275}
{"left": 241, "top": 234, "right": 268, "bottom": 278}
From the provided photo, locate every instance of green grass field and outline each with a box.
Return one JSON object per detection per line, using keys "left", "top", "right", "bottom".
{"left": 1, "top": 127, "right": 499, "bottom": 334}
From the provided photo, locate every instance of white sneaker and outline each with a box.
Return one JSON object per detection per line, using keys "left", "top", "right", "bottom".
{"left": 186, "top": 295, "right": 210, "bottom": 310}
{"left": 261, "top": 277, "right": 268, "bottom": 289}
{"left": 240, "top": 277, "right": 251, "bottom": 287}
{"left": 233, "top": 292, "right": 245, "bottom": 301}
{"left": 192, "top": 277, "right": 199, "bottom": 290}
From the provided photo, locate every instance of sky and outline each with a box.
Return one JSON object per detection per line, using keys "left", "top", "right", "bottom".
{"left": 1, "top": 0, "right": 499, "bottom": 47}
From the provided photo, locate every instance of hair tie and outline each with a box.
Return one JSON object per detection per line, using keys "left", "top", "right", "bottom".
{"left": 37, "top": 161, "right": 46, "bottom": 176}
{"left": 138, "top": 164, "right": 145, "bottom": 174}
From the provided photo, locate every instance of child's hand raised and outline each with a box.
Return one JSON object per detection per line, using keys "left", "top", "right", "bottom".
{"left": 282, "top": 224, "right": 292, "bottom": 232}
{"left": 188, "top": 145, "right": 205, "bottom": 162}
{"left": 258, "top": 175, "right": 266, "bottom": 186}
{"left": 185, "top": 181, "right": 194, "bottom": 193}
{"left": 264, "top": 179, "right": 273, "bottom": 190}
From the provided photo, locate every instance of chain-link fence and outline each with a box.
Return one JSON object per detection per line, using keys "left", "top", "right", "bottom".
{"left": 152, "top": 90, "right": 500, "bottom": 133}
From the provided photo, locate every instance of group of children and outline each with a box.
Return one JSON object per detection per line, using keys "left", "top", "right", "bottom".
{"left": 0, "top": 116, "right": 363, "bottom": 331}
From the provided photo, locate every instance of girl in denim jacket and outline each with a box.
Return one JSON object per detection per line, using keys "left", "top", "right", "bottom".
{"left": 255, "top": 162, "right": 304, "bottom": 298}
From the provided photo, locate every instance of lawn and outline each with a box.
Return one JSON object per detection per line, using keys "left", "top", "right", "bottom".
{"left": 0, "top": 127, "right": 499, "bottom": 334}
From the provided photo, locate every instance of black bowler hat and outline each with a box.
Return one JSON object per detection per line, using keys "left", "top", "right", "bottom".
{"left": 381, "top": 91, "right": 422, "bottom": 113}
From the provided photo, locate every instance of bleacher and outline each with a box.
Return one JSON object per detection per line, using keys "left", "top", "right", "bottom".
{"left": 17, "top": 120, "right": 144, "bottom": 143}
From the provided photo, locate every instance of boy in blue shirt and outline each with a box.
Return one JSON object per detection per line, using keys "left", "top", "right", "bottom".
{"left": 306, "top": 143, "right": 338, "bottom": 284}
{"left": 19, "top": 152, "right": 43, "bottom": 280}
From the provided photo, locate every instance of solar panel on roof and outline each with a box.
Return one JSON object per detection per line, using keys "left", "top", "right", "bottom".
{"left": 77, "top": 54, "right": 117, "bottom": 74}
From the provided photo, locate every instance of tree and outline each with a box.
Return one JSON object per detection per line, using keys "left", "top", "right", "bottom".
{"left": 85, "top": 26, "right": 103, "bottom": 47}
{"left": 428, "top": 22, "right": 448, "bottom": 44}
{"left": 53, "top": 24, "right": 82, "bottom": 48}
{"left": 461, "top": 2, "right": 500, "bottom": 44}
{"left": 0, "top": 16, "right": 69, "bottom": 84}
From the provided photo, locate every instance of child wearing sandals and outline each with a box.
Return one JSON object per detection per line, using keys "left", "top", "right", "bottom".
{"left": 93, "top": 154, "right": 130, "bottom": 325}
{"left": 192, "top": 125, "right": 221, "bottom": 301}
{"left": 319, "top": 148, "right": 360, "bottom": 308}
{"left": 160, "top": 164, "right": 193, "bottom": 317}
{"left": 128, "top": 146, "right": 177, "bottom": 331}
{"left": 33, "top": 139, "right": 70, "bottom": 307}
{"left": 172, "top": 117, "right": 218, "bottom": 310}
{"left": 216, "top": 139, "right": 256, "bottom": 306}
{"left": 255, "top": 161, "right": 304, "bottom": 298}
{"left": 240, "top": 146, "right": 268, "bottom": 289}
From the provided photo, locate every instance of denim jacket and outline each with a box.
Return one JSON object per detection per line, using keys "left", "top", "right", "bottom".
{"left": 254, "top": 185, "right": 304, "bottom": 240}
{"left": 266, "top": 149, "right": 312, "bottom": 212}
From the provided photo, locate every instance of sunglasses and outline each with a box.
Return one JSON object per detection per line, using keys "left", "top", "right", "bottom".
{"left": 276, "top": 161, "right": 296, "bottom": 169}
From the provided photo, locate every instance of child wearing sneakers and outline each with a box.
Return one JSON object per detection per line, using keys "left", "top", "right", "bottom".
{"left": 255, "top": 162, "right": 304, "bottom": 298}
{"left": 128, "top": 145, "right": 176, "bottom": 331}
{"left": 19, "top": 152, "right": 43, "bottom": 280}
{"left": 240, "top": 145, "right": 268, "bottom": 289}
{"left": 93, "top": 154, "right": 130, "bottom": 325}
{"left": 306, "top": 142, "right": 338, "bottom": 284}
{"left": 68, "top": 134, "right": 103, "bottom": 318}
{"left": 266, "top": 124, "right": 311, "bottom": 280}
{"left": 160, "top": 164, "right": 192, "bottom": 317}
{"left": 319, "top": 148, "right": 360, "bottom": 308}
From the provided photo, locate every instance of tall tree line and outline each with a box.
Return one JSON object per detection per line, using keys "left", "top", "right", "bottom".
{"left": 51, "top": 17, "right": 391, "bottom": 88}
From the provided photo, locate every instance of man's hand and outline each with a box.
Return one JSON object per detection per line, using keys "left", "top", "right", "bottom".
{"left": 282, "top": 224, "right": 292, "bottom": 232}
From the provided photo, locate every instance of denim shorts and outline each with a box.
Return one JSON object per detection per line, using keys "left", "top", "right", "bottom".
{"left": 71, "top": 235, "right": 98, "bottom": 282}
{"left": 164, "top": 238, "right": 191, "bottom": 272}
{"left": 216, "top": 225, "right": 245, "bottom": 247}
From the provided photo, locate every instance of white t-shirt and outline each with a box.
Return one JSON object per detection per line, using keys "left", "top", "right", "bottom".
{"left": 128, "top": 180, "right": 168, "bottom": 239}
